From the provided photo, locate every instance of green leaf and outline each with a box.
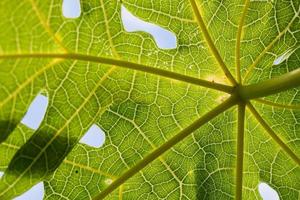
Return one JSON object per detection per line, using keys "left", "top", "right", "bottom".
{"left": 0, "top": 0, "right": 299, "bottom": 199}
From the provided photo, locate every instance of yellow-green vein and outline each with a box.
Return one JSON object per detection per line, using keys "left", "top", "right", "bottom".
{"left": 239, "top": 68, "right": 300, "bottom": 100}
{"left": 189, "top": 0, "right": 237, "bottom": 85}
{"left": 247, "top": 102, "right": 300, "bottom": 165}
{"left": 1, "top": 142, "right": 116, "bottom": 179}
{"left": 243, "top": 9, "right": 300, "bottom": 83}
{"left": 99, "top": 0, "right": 119, "bottom": 58}
{"left": 118, "top": 185, "right": 124, "bottom": 200}
{"left": 27, "top": 0, "right": 68, "bottom": 53}
{"left": 108, "top": 107, "right": 183, "bottom": 187}
{"left": 92, "top": 96, "right": 238, "bottom": 200}
{"left": 254, "top": 99, "right": 300, "bottom": 110}
{"left": 236, "top": 0, "right": 250, "bottom": 83}
{"left": 63, "top": 159, "right": 117, "bottom": 179}
{"left": 0, "top": 53, "right": 234, "bottom": 93}
{"left": 0, "top": 59, "right": 63, "bottom": 109}
{"left": 236, "top": 103, "right": 245, "bottom": 200}
{"left": 0, "top": 67, "right": 116, "bottom": 197}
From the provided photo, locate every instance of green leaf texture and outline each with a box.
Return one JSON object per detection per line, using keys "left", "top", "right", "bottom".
{"left": 0, "top": 0, "right": 299, "bottom": 199}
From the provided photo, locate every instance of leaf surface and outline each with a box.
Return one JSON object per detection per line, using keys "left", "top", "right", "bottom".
{"left": 0, "top": 0, "right": 299, "bottom": 199}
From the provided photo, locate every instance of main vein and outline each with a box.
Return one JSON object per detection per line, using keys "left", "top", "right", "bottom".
{"left": 239, "top": 68, "right": 300, "bottom": 100}
{"left": 254, "top": 99, "right": 300, "bottom": 110}
{"left": 0, "top": 53, "right": 234, "bottom": 93}
{"left": 189, "top": 0, "right": 237, "bottom": 85}
{"left": 247, "top": 103, "right": 300, "bottom": 165}
{"left": 92, "top": 96, "right": 238, "bottom": 200}
{"left": 236, "top": 0, "right": 250, "bottom": 83}
{"left": 236, "top": 103, "right": 245, "bottom": 200}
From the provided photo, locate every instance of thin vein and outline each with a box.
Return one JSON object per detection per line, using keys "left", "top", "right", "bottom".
{"left": 236, "top": 0, "right": 250, "bottom": 83}
{"left": 0, "top": 67, "right": 117, "bottom": 196}
{"left": 0, "top": 53, "right": 234, "bottom": 93}
{"left": 0, "top": 59, "right": 63, "bottom": 109}
{"left": 247, "top": 102, "right": 300, "bottom": 165}
{"left": 189, "top": 0, "right": 237, "bottom": 85}
{"left": 1, "top": 142, "right": 19, "bottom": 150}
{"left": 125, "top": 2, "right": 197, "bottom": 24}
{"left": 1, "top": 142, "right": 116, "bottom": 179}
{"left": 108, "top": 109, "right": 182, "bottom": 184}
{"left": 27, "top": 0, "right": 68, "bottom": 53}
{"left": 63, "top": 159, "right": 117, "bottom": 179}
{"left": 99, "top": 0, "right": 119, "bottom": 58}
{"left": 118, "top": 185, "right": 124, "bottom": 200}
{"left": 243, "top": 8, "right": 300, "bottom": 83}
{"left": 254, "top": 99, "right": 300, "bottom": 110}
{"left": 92, "top": 96, "right": 238, "bottom": 200}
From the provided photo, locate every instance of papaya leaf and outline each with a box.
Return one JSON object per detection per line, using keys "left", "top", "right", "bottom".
{"left": 0, "top": 0, "right": 299, "bottom": 199}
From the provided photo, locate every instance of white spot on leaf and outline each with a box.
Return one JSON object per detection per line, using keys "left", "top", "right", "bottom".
{"left": 79, "top": 124, "right": 106, "bottom": 148}
{"left": 273, "top": 48, "right": 295, "bottom": 66}
{"left": 14, "top": 182, "right": 44, "bottom": 200}
{"left": 105, "top": 178, "right": 113, "bottom": 185}
{"left": 62, "top": 0, "right": 81, "bottom": 18}
{"left": 121, "top": 5, "right": 177, "bottom": 49}
{"left": 258, "top": 182, "right": 280, "bottom": 200}
{"left": 205, "top": 74, "right": 227, "bottom": 85}
{"left": 216, "top": 94, "right": 230, "bottom": 103}
{"left": 0, "top": 171, "right": 3, "bottom": 178}
{"left": 21, "top": 94, "right": 48, "bottom": 130}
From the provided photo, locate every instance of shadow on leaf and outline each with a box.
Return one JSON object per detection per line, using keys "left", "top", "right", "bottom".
{"left": 5, "top": 127, "right": 77, "bottom": 177}
{"left": 0, "top": 120, "right": 17, "bottom": 144}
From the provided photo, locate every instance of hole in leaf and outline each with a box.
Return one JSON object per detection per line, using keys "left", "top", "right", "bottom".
{"left": 62, "top": 0, "right": 81, "bottom": 18}
{"left": 21, "top": 93, "right": 49, "bottom": 130}
{"left": 258, "top": 182, "right": 280, "bottom": 200}
{"left": 0, "top": 171, "right": 3, "bottom": 178}
{"left": 14, "top": 182, "right": 44, "bottom": 200}
{"left": 79, "top": 124, "right": 106, "bottom": 148}
{"left": 273, "top": 48, "right": 295, "bottom": 66}
{"left": 121, "top": 5, "right": 177, "bottom": 49}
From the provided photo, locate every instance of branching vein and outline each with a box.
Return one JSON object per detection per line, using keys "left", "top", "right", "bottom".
{"left": 243, "top": 8, "right": 300, "bottom": 83}
{"left": 254, "top": 99, "right": 300, "bottom": 110}
{"left": 0, "top": 53, "right": 234, "bottom": 93}
{"left": 236, "top": 103, "right": 245, "bottom": 200}
{"left": 247, "top": 102, "right": 300, "bottom": 165}
{"left": 236, "top": 0, "right": 250, "bottom": 83}
{"left": 189, "top": 0, "right": 237, "bottom": 85}
{"left": 92, "top": 96, "right": 238, "bottom": 200}
{"left": 27, "top": 0, "right": 68, "bottom": 52}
